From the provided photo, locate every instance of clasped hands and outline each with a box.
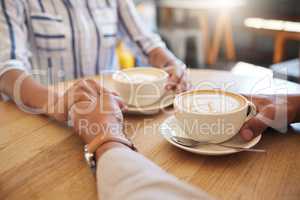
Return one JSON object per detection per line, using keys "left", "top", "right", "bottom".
{"left": 45, "top": 79, "right": 126, "bottom": 146}
{"left": 44, "top": 61, "right": 189, "bottom": 145}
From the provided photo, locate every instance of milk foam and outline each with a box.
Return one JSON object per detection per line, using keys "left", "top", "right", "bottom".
{"left": 182, "top": 93, "right": 242, "bottom": 113}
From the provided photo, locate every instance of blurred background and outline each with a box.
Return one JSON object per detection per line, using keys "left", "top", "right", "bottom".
{"left": 119, "top": 0, "right": 300, "bottom": 83}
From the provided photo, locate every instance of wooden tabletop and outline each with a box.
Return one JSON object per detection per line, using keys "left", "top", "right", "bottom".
{"left": 1, "top": 69, "right": 300, "bottom": 200}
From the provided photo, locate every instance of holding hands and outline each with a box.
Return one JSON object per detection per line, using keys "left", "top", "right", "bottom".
{"left": 45, "top": 79, "right": 127, "bottom": 150}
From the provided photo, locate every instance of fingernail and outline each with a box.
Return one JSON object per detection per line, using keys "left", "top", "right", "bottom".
{"left": 241, "top": 129, "right": 254, "bottom": 141}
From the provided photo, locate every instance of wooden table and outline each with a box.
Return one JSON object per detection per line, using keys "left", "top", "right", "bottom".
{"left": 159, "top": 0, "right": 245, "bottom": 65}
{"left": 1, "top": 69, "right": 300, "bottom": 200}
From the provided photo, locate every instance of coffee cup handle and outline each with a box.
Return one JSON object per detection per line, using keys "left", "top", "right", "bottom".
{"left": 245, "top": 101, "right": 257, "bottom": 122}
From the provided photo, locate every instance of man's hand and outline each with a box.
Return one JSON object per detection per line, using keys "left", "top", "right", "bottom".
{"left": 239, "top": 95, "right": 300, "bottom": 141}
{"left": 45, "top": 79, "right": 109, "bottom": 123}
{"left": 69, "top": 85, "right": 126, "bottom": 144}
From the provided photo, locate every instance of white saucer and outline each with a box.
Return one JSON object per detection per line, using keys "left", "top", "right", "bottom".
{"left": 159, "top": 116, "right": 262, "bottom": 156}
{"left": 125, "top": 91, "right": 176, "bottom": 115}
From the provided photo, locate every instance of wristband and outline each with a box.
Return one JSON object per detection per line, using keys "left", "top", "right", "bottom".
{"left": 84, "top": 135, "right": 137, "bottom": 172}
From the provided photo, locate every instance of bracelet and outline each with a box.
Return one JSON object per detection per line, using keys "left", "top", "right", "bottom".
{"left": 87, "top": 135, "right": 137, "bottom": 153}
{"left": 84, "top": 135, "right": 137, "bottom": 173}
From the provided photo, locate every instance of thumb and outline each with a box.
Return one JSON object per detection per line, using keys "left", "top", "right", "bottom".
{"left": 112, "top": 95, "right": 127, "bottom": 111}
{"left": 239, "top": 117, "right": 268, "bottom": 141}
{"left": 239, "top": 106, "right": 275, "bottom": 141}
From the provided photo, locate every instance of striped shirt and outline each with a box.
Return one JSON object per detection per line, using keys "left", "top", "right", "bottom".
{"left": 0, "top": 0, "right": 166, "bottom": 85}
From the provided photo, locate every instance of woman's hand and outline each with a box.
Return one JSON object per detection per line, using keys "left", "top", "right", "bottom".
{"left": 148, "top": 47, "right": 190, "bottom": 93}
{"left": 45, "top": 79, "right": 105, "bottom": 123}
{"left": 69, "top": 86, "right": 126, "bottom": 144}
{"left": 239, "top": 95, "right": 300, "bottom": 141}
{"left": 164, "top": 60, "right": 189, "bottom": 93}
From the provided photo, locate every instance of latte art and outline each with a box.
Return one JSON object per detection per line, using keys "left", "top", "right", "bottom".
{"left": 174, "top": 90, "right": 255, "bottom": 143}
{"left": 182, "top": 94, "right": 243, "bottom": 113}
{"left": 113, "top": 67, "right": 169, "bottom": 107}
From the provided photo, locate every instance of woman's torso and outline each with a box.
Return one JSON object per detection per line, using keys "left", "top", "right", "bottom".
{"left": 25, "top": 0, "right": 119, "bottom": 84}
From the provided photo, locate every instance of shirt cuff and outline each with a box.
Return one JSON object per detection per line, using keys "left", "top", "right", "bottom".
{"left": 0, "top": 59, "right": 29, "bottom": 78}
{"left": 0, "top": 60, "right": 29, "bottom": 101}
{"left": 142, "top": 35, "right": 167, "bottom": 54}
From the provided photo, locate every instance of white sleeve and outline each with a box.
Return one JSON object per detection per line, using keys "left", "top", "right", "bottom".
{"left": 0, "top": 0, "right": 31, "bottom": 78}
{"left": 0, "top": 1, "right": 31, "bottom": 100}
{"left": 96, "top": 148, "right": 213, "bottom": 200}
{"left": 117, "top": 0, "right": 166, "bottom": 55}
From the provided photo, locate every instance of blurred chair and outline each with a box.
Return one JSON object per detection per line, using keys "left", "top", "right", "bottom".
{"left": 158, "top": 0, "right": 244, "bottom": 66}
{"left": 244, "top": 18, "right": 300, "bottom": 64}
{"left": 159, "top": 28, "right": 204, "bottom": 67}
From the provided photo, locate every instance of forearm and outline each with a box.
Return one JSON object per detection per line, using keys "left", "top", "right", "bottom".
{"left": 96, "top": 147, "right": 211, "bottom": 200}
{"left": 0, "top": 69, "right": 58, "bottom": 111}
{"left": 148, "top": 47, "right": 178, "bottom": 68}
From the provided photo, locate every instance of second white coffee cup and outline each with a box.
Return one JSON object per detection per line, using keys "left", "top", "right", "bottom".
{"left": 174, "top": 90, "right": 257, "bottom": 143}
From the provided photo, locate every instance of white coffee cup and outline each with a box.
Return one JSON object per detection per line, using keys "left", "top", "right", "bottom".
{"left": 112, "top": 67, "right": 168, "bottom": 107}
{"left": 174, "top": 90, "right": 257, "bottom": 143}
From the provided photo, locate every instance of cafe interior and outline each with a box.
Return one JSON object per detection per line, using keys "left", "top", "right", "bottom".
{"left": 122, "top": 0, "right": 300, "bottom": 83}
{"left": 1, "top": 0, "right": 300, "bottom": 200}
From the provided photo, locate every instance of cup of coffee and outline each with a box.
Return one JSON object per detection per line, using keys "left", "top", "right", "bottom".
{"left": 112, "top": 67, "right": 168, "bottom": 107}
{"left": 174, "top": 90, "right": 257, "bottom": 143}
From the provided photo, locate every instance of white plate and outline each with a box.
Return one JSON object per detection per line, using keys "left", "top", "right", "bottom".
{"left": 160, "top": 116, "right": 262, "bottom": 156}
{"left": 125, "top": 91, "right": 176, "bottom": 115}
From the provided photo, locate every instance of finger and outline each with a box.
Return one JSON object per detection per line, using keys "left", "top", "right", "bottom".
{"left": 103, "top": 94, "right": 124, "bottom": 122}
{"left": 165, "top": 72, "right": 181, "bottom": 91}
{"left": 113, "top": 95, "right": 127, "bottom": 110}
{"left": 85, "top": 79, "right": 114, "bottom": 96}
{"left": 68, "top": 101, "right": 92, "bottom": 126}
{"left": 239, "top": 106, "right": 275, "bottom": 141}
{"left": 176, "top": 72, "right": 188, "bottom": 93}
{"left": 164, "top": 65, "right": 175, "bottom": 75}
{"left": 165, "top": 81, "right": 177, "bottom": 90}
{"left": 70, "top": 92, "right": 95, "bottom": 110}
{"left": 164, "top": 62, "right": 186, "bottom": 76}
{"left": 85, "top": 79, "right": 102, "bottom": 95}
{"left": 65, "top": 81, "right": 94, "bottom": 105}
{"left": 75, "top": 80, "right": 98, "bottom": 97}
{"left": 176, "top": 82, "right": 186, "bottom": 93}
{"left": 99, "top": 85, "right": 113, "bottom": 95}
{"left": 165, "top": 66, "right": 181, "bottom": 82}
{"left": 111, "top": 91, "right": 121, "bottom": 97}
{"left": 84, "top": 80, "right": 117, "bottom": 106}
{"left": 239, "top": 117, "right": 268, "bottom": 141}
{"left": 61, "top": 92, "right": 95, "bottom": 122}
